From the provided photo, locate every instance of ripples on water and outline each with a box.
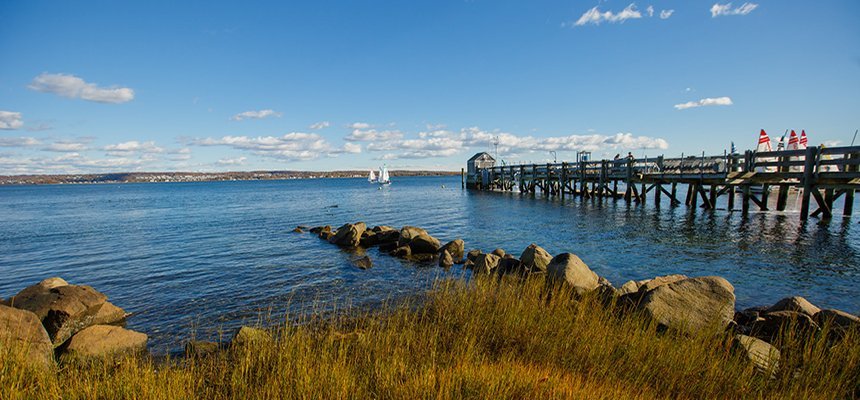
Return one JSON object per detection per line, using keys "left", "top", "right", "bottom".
{"left": 1, "top": 176, "right": 858, "bottom": 352}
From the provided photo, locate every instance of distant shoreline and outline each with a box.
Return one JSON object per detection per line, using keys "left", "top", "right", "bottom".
{"left": 0, "top": 170, "right": 460, "bottom": 186}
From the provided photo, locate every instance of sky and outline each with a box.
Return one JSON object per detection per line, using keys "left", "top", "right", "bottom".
{"left": 0, "top": 0, "right": 858, "bottom": 174}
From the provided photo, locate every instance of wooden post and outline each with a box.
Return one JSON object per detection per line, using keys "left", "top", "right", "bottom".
{"left": 799, "top": 146, "right": 819, "bottom": 220}
{"left": 671, "top": 182, "right": 678, "bottom": 206}
{"left": 845, "top": 152, "right": 858, "bottom": 216}
{"left": 561, "top": 162, "right": 567, "bottom": 200}
{"left": 655, "top": 183, "right": 662, "bottom": 206}
{"left": 728, "top": 186, "right": 735, "bottom": 210}
{"left": 690, "top": 183, "right": 698, "bottom": 208}
{"left": 742, "top": 185, "right": 750, "bottom": 214}
{"left": 709, "top": 185, "right": 717, "bottom": 207}
{"left": 685, "top": 183, "right": 693, "bottom": 206}
{"left": 461, "top": 168, "right": 465, "bottom": 189}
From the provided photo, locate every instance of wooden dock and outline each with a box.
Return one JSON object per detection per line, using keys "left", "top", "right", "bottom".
{"left": 470, "top": 146, "right": 860, "bottom": 220}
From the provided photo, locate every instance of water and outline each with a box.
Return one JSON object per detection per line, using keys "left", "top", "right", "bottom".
{"left": 1, "top": 176, "right": 859, "bottom": 352}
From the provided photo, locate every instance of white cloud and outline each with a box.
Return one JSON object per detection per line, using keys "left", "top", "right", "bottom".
{"left": 309, "top": 121, "right": 330, "bottom": 130}
{"left": 345, "top": 128, "right": 404, "bottom": 142}
{"left": 103, "top": 140, "right": 165, "bottom": 154}
{"left": 710, "top": 2, "right": 758, "bottom": 17}
{"left": 0, "top": 111, "right": 23, "bottom": 130}
{"left": 342, "top": 143, "right": 362, "bottom": 153}
{"left": 674, "top": 96, "right": 734, "bottom": 110}
{"left": 646, "top": 5, "right": 654, "bottom": 17}
{"left": 43, "top": 140, "right": 90, "bottom": 152}
{"left": 0, "top": 137, "right": 41, "bottom": 147}
{"left": 349, "top": 122, "right": 371, "bottom": 129}
{"left": 28, "top": 73, "right": 134, "bottom": 104}
{"left": 231, "top": 109, "right": 282, "bottom": 121}
{"left": 573, "top": 3, "right": 643, "bottom": 26}
{"left": 660, "top": 9, "right": 674, "bottom": 19}
{"left": 217, "top": 156, "right": 247, "bottom": 166}
{"left": 193, "top": 132, "right": 340, "bottom": 161}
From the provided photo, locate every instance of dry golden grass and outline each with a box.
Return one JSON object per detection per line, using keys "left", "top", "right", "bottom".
{"left": 3, "top": 276, "right": 859, "bottom": 399}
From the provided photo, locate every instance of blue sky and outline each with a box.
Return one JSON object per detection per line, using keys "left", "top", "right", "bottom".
{"left": 1, "top": 0, "right": 858, "bottom": 174}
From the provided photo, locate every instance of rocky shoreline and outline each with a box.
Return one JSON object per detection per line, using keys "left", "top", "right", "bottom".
{"left": 3, "top": 221, "right": 858, "bottom": 376}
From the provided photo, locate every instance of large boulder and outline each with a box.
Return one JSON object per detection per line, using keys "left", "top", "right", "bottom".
{"left": 0, "top": 305, "right": 54, "bottom": 368}
{"left": 231, "top": 326, "right": 272, "bottom": 347}
{"left": 398, "top": 226, "right": 430, "bottom": 247}
{"left": 617, "top": 280, "right": 642, "bottom": 296}
{"left": 391, "top": 246, "right": 411, "bottom": 258}
{"left": 520, "top": 244, "right": 552, "bottom": 273}
{"left": 375, "top": 229, "right": 400, "bottom": 245}
{"left": 732, "top": 334, "right": 780, "bottom": 374}
{"left": 329, "top": 222, "right": 366, "bottom": 247}
{"left": 11, "top": 283, "right": 108, "bottom": 346}
{"left": 60, "top": 325, "right": 147, "bottom": 360}
{"left": 439, "top": 239, "right": 465, "bottom": 263}
{"left": 545, "top": 253, "right": 599, "bottom": 295}
{"left": 491, "top": 248, "right": 506, "bottom": 258}
{"left": 410, "top": 234, "right": 441, "bottom": 254}
{"left": 638, "top": 274, "right": 688, "bottom": 294}
{"left": 352, "top": 256, "right": 373, "bottom": 270}
{"left": 472, "top": 253, "right": 501, "bottom": 274}
{"left": 767, "top": 296, "right": 821, "bottom": 318}
{"left": 618, "top": 275, "right": 689, "bottom": 308}
{"left": 638, "top": 276, "right": 735, "bottom": 334}
{"left": 7, "top": 277, "right": 69, "bottom": 305}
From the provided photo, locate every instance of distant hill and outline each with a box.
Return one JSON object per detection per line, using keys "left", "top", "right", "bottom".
{"left": 0, "top": 170, "right": 460, "bottom": 185}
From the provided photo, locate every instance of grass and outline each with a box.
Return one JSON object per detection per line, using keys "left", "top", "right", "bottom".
{"left": 3, "top": 275, "right": 859, "bottom": 399}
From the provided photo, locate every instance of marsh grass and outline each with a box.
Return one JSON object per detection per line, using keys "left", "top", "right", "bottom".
{"left": 3, "top": 276, "right": 859, "bottom": 399}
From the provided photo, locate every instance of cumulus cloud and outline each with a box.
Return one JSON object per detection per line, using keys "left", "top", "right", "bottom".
{"left": 28, "top": 73, "right": 134, "bottom": 104}
{"left": 345, "top": 128, "right": 404, "bottom": 142}
{"left": 217, "top": 156, "right": 247, "bottom": 166}
{"left": 573, "top": 3, "right": 643, "bottom": 26}
{"left": 0, "top": 136, "right": 41, "bottom": 147}
{"left": 103, "top": 141, "right": 165, "bottom": 155}
{"left": 43, "top": 139, "right": 91, "bottom": 152}
{"left": 710, "top": 2, "right": 758, "bottom": 17}
{"left": 660, "top": 9, "right": 674, "bottom": 19}
{"left": 349, "top": 122, "right": 371, "bottom": 129}
{"left": 309, "top": 121, "right": 330, "bottom": 130}
{"left": 0, "top": 111, "right": 24, "bottom": 130}
{"left": 674, "top": 96, "right": 734, "bottom": 110}
{"left": 231, "top": 109, "right": 282, "bottom": 121}
{"left": 193, "top": 132, "right": 343, "bottom": 161}
{"left": 342, "top": 142, "right": 362, "bottom": 153}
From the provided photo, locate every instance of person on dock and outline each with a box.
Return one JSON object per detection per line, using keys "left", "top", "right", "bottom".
{"left": 626, "top": 152, "right": 634, "bottom": 160}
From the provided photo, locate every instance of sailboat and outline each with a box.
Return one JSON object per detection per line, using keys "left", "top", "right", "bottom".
{"left": 368, "top": 169, "right": 377, "bottom": 183}
{"left": 377, "top": 165, "right": 391, "bottom": 185}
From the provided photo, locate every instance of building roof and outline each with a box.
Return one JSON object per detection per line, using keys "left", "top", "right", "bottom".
{"left": 468, "top": 152, "right": 495, "bottom": 162}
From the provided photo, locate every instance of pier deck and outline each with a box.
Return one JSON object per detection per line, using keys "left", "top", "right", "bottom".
{"left": 470, "top": 146, "right": 860, "bottom": 220}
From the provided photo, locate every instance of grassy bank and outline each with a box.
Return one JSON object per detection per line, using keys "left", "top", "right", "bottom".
{"left": 3, "top": 276, "right": 859, "bottom": 399}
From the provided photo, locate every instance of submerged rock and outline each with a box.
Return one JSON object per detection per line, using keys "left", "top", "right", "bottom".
{"left": 231, "top": 326, "right": 272, "bottom": 347}
{"left": 292, "top": 227, "right": 304, "bottom": 233}
{"left": 398, "top": 226, "right": 430, "bottom": 247}
{"left": 545, "top": 253, "right": 599, "bottom": 295}
{"left": 439, "top": 250, "right": 454, "bottom": 268}
{"left": 410, "top": 234, "right": 441, "bottom": 254}
{"left": 391, "top": 246, "right": 411, "bottom": 258}
{"left": 352, "top": 256, "right": 373, "bottom": 270}
{"left": 638, "top": 276, "right": 735, "bottom": 335}
{"left": 91, "top": 301, "right": 129, "bottom": 326}
{"left": 185, "top": 340, "right": 221, "bottom": 358}
{"left": 0, "top": 305, "right": 54, "bottom": 368}
{"left": 60, "top": 325, "right": 147, "bottom": 360}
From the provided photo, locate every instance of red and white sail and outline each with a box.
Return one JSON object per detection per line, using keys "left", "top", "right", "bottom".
{"left": 799, "top": 130, "right": 808, "bottom": 149}
{"left": 787, "top": 130, "right": 800, "bottom": 150}
{"left": 755, "top": 129, "right": 776, "bottom": 172}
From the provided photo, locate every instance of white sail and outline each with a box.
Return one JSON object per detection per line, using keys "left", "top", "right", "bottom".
{"left": 368, "top": 169, "right": 376, "bottom": 183}
{"left": 378, "top": 165, "right": 390, "bottom": 184}
{"left": 755, "top": 129, "right": 777, "bottom": 172}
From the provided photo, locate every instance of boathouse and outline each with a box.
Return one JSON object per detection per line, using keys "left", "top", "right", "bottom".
{"left": 466, "top": 152, "right": 496, "bottom": 189}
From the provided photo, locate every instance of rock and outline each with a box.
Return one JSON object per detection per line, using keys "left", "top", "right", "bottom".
{"left": 491, "top": 248, "right": 506, "bottom": 258}
{"left": 439, "top": 250, "right": 454, "bottom": 268}
{"left": 91, "top": 301, "right": 129, "bottom": 325}
{"left": 60, "top": 325, "right": 147, "bottom": 360}
{"left": 520, "top": 244, "right": 552, "bottom": 273}
{"left": 750, "top": 310, "right": 819, "bottom": 341}
{"left": 398, "top": 226, "right": 430, "bottom": 247}
{"left": 391, "top": 246, "right": 411, "bottom": 258}
{"left": 732, "top": 334, "right": 780, "bottom": 374}
{"left": 439, "top": 239, "right": 465, "bottom": 263}
{"left": 185, "top": 340, "right": 221, "bottom": 357}
{"left": 7, "top": 277, "right": 69, "bottom": 306}
{"left": 638, "top": 276, "right": 735, "bottom": 334}
{"left": 352, "top": 256, "right": 373, "bottom": 270}
{"left": 497, "top": 257, "right": 521, "bottom": 275}
{"left": 379, "top": 241, "right": 399, "bottom": 252}
{"left": 359, "top": 232, "right": 380, "bottom": 247}
{"left": 466, "top": 249, "right": 482, "bottom": 262}
{"left": 292, "top": 227, "right": 304, "bottom": 233}
{"left": 329, "top": 222, "right": 367, "bottom": 247}
{"left": 231, "top": 326, "right": 272, "bottom": 347}
{"left": 473, "top": 253, "right": 501, "bottom": 274}
{"left": 12, "top": 284, "right": 108, "bottom": 346}
{"left": 408, "top": 253, "right": 436, "bottom": 262}
{"left": 814, "top": 309, "right": 860, "bottom": 331}
{"left": 734, "top": 307, "right": 765, "bottom": 328}
{"left": 371, "top": 225, "right": 394, "bottom": 233}
{"left": 410, "top": 234, "right": 441, "bottom": 254}
{"left": 376, "top": 229, "right": 400, "bottom": 245}
{"left": 319, "top": 231, "right": 335, "bottom": 241}
{"left": 0, "top": 305, "right": 54, "bottom": 368}
{"left": 617, "top": 280, "right": 641, "bottom": 296}
{"left": 310, "top": 225, "right": 330, "bottom": 234}
{"left": 0, "top": 298, "right": 7, "bottom": 306}
{"left": 638, "top": 274, "right": 688, "bottom": 294}
{"left": 768, "top": 296, "right": 821, "bottom": 318}
{"left": 545, "top": 253, "right": 599, "bottom": 295}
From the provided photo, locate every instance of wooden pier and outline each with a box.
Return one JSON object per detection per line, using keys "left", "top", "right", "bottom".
{"left": 469, "top": 146, "right": 860, "bottom": 220}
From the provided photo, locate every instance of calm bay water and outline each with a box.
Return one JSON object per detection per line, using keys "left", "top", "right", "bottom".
{"left": 1, "top": 176, "right": 859, "bottom": 352}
